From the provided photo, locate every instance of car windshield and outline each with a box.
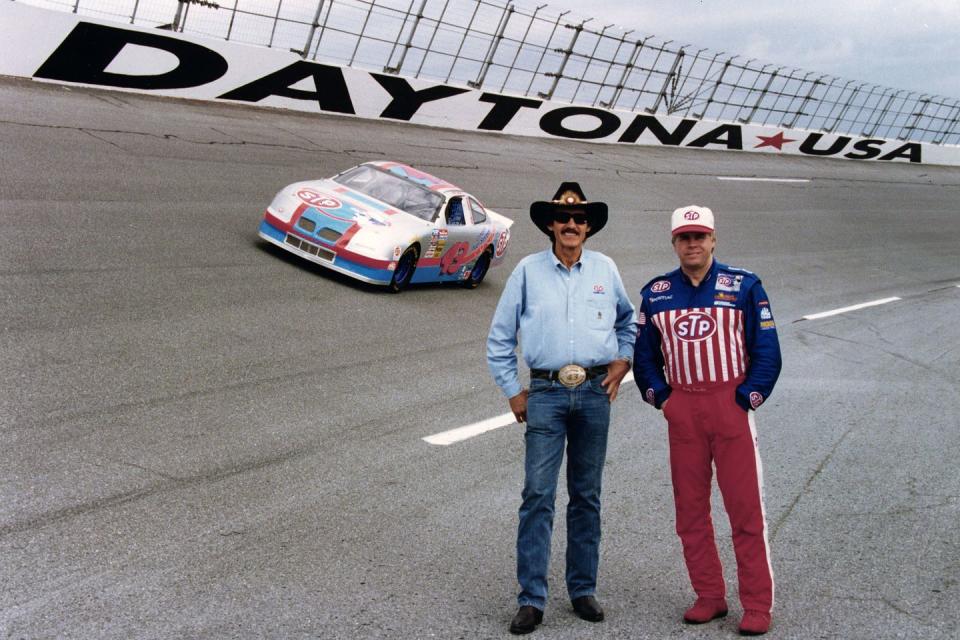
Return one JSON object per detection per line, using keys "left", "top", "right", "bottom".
{"left": 334, "top": 165, "right": 444, "bottom": 222}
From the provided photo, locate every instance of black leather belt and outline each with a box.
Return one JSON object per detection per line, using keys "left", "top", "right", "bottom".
{"left": 530, "top": 365, "right": 607, "bottom": 382}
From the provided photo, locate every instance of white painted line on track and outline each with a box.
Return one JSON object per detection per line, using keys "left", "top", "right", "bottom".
{"left": 802, "top": 296, "right": 902, "bottom": 320}
{"left": 424, "top": 371, "right": 635, "bottom": 446}
{"left": 717, "top": 176, "right": 810, "bottom": 183}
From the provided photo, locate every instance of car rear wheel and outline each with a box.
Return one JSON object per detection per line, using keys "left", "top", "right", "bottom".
{"left": 388, "top": 245, "right": 419, "bottom": 293}
{"left": 463, "top": 249, "right": 491, "bottom": 289}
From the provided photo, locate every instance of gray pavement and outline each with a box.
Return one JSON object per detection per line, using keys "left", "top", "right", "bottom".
{"left": 1, "top": 75, "right": 959, "bottom": 639}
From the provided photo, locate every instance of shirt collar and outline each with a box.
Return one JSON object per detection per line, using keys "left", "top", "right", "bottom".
{"left": 550, "top": 248, "right": 586, "bottom": 272}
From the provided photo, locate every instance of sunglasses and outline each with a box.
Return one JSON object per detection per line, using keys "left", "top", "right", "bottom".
{"left": 552, "top": 212, "right": 589, "bottom": 225}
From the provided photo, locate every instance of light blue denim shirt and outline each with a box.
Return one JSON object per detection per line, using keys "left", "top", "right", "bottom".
{"left": 487, "top": 248, "right": 638, "bottom": 398}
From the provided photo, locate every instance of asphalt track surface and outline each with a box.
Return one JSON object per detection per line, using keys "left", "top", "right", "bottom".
{"left": 2, "top": 75, "right": 959, "bottom": 640}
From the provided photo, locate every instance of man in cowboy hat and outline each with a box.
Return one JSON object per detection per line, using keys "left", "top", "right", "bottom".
{"left": 487, "top": 183, "right": 637, "bottom": 634}
{"left": 632, "top": 206, "right": 782, "bottom": 636}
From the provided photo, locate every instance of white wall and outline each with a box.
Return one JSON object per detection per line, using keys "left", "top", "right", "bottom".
{"left": 2, "top": 2, "right": 957, "bottom": 166}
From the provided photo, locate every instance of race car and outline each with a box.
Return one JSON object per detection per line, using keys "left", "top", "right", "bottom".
{"left": 258, "top": 161, "right": 514, "bottom": 292}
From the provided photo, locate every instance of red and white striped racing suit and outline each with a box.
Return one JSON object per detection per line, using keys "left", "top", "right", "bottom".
{"left": 633, "top": 259, "right": 782, "bottom": 615}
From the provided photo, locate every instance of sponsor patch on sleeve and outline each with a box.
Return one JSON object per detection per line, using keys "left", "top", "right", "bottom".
{"left": 749, "top": 391, "right": 764, "bottom": 409}
{"left": 759, "top": 303, "right": 775, "bottom": 329}
{"left": 645, "top": 388, "right": 656, "bottom": 405}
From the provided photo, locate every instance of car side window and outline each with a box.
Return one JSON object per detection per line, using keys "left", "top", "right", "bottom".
{"left": 446, "top": 198, "right": 466, "bottom": 225}
{"left": 468, "top": 198, "right": 487, "bottom": 224}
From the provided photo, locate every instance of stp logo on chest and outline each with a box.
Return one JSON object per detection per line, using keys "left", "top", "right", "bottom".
{"left": 651, "top": 280, "right": 671, "bottom": 293}
{"left": 672, "top": 311, "right": 717, "bottom": 342}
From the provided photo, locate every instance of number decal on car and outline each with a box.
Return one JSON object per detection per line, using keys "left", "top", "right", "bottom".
{"left": 440, "top": 241, "right": 471, "bottom": 275}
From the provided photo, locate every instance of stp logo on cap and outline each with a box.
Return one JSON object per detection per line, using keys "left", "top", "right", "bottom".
{"left": 672, "top": 311, "right": 717, "bottom": 342}
{"left": 683, "top": 210, "right": 700, "bottom": 220}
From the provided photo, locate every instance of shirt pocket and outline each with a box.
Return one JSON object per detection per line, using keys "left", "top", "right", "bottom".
{"left": 586, "top": 296, "right": 615, "bottom": 331}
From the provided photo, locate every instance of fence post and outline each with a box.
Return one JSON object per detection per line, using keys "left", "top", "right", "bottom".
{"left": 680, "top": 50, "right": 721, "bottom": 116}
{"left": 669, "top": 47, "right": 706, "bottom": 114}
{"left": 298, "top": 1, "right": 327, "bottom": 58}
{"left": 897, "top": 95, "right": 929, "bottom": 140}
{"left": 469, "top": 4, "right": 516, "bottom": 88}
{"left": 632, "top": 40, "right": 672, "bottom": 111}
{"left": 525, "top": 10, "right": 569, "bottom": 96}
{"left": 738, "top": 65, "right": 780, "bottom": 124}
{"left": 442, "top": 0, "right": 483, "bottom": 82}
{"left": 592, "top": 29, "right": 633, "bottom": 106}
{"left": 538, "top": 18, "right": 592, "bottom": 100}
{"left": 692, "top": 54, "right": 735, "bottom": 119}
{"left": 646, "top": 45, "right": 686, "bottom": 114}
{"left": 414, "top": 0, "right": 453, "bottom": 77}
{"left": 821, "top": 80, "right": 854, "bottom": 132}
{"left": 599, "top": 36, "right": 646, "bottom": 109}
{"left": 384, "top": 0, "right": 429, "bottom": 74}
{"left": 569, "top": 23, "right": 613, "bottom": 103}
{"left": 862, "top": 88, "right": 900, "bottom": 136}
{"left": 782, "top": 73, "right": 825, "bottom": 128}
{"left": 268, "top": 0, "right": 285, "bottom": 48}
{"left": 226, "top": 0, "right": 240, "bottom": 41}
{"left": 500, "top": 3, "right": 547, "bottom": 93}
{"left": 932, "top": 101, "right": 960, "bottom": 144}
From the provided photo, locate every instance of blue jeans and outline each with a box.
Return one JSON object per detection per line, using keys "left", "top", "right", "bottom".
{"left": 517, "top": 376, "right": 611, "bottom": 609}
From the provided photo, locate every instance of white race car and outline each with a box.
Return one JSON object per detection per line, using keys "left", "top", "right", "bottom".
{"left": 258, "top": 161, "right": 513, "bottom": 292}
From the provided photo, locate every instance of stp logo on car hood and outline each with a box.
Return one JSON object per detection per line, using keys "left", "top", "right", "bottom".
{"left": 297, "top": 188, "right": 341, "bottom": 209}
{"left": 672, "top": 311, "right": 717, "bottom": 342}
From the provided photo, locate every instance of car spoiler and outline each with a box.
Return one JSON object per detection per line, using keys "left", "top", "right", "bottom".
{"left": 485, "top": 209, "right": 514, "bottom": 228}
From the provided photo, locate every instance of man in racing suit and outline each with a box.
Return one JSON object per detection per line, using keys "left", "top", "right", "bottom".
{"left": 632, "top": 206, "right": 781, "bottom": 636}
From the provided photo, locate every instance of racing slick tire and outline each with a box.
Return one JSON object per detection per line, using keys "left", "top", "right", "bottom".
{"left": 463, "top": 249, "right": 492, "bottom": 289}
{"left": 388, "top": 245, "right": 419, "bottom": 293}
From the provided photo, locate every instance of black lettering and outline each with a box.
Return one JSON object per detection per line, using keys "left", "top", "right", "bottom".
{"left": 844, "top": 139, "right": 885, "bottom": 160}
{"left": 687, "top": 124, "right": 743, "bottom": 149}
{"left": 34, "top": 22, "right": 227, "bottom": 90}
{"left": 219, "top": 61, "right": 354, "bottom": 114}
{"left": 879, "top": 143, "right": 922, "bottom": 163}
{"left": 539, "top": 107, "right": 621, "bottom": 140}
{"left": 799, "top": 133, "right": 850, "bottom": 156}
{"left": 477, "top": 93, "right": 542, "bottom": 131}
{"left": 618, "top": 115, "right": 697, "bottom": 144}
{"left": 372, "top": 75, "right": 469, "bottom": 121}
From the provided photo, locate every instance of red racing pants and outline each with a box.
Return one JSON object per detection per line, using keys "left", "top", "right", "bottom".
{"left": 663, "top": 379, "right": 773, "bottom": 614}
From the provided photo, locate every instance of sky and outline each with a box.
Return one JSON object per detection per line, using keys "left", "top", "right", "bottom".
{"left": 558, "top": 0, "right": 960, "bottom": 99}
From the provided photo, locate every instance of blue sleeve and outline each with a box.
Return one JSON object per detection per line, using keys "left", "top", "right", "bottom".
{"left": 632, "top": 293, "right": 672, "bottom": 409}
{"left": 611, "top": 265, "right": 639, "bottom": 358}
{"left": 735, "top": 280, "right": 782, "bottom": 411}
{"left": 486, "top": 265, "right": 524, "bottom": 398}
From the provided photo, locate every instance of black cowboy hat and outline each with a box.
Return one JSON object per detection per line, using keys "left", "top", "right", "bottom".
{"left": 530, "top": 182, "right": 608, "bottom": 239}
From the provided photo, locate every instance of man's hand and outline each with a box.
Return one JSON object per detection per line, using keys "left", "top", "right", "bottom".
{"left": 601, "top": 359, "right": 631, "bottom": 402}
{"left": 509, "top": 389, "right": 529, "bottom": 423}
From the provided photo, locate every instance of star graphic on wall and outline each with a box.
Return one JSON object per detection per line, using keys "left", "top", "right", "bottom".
{"left": 754, "top": 132, "right": 797, "bottom": 150}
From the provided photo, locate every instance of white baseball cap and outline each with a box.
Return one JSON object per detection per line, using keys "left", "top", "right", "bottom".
{"left": 671, "top": 205, "right": 715, "bottom": 235}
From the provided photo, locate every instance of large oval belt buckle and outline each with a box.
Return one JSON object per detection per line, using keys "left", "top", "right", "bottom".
{"left": 558, "top": 364, "right": 587, "bottom": 389}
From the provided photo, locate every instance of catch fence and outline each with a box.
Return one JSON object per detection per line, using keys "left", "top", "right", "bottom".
{"left": 19, "top": 0, "right": 960, "bottom": 145}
